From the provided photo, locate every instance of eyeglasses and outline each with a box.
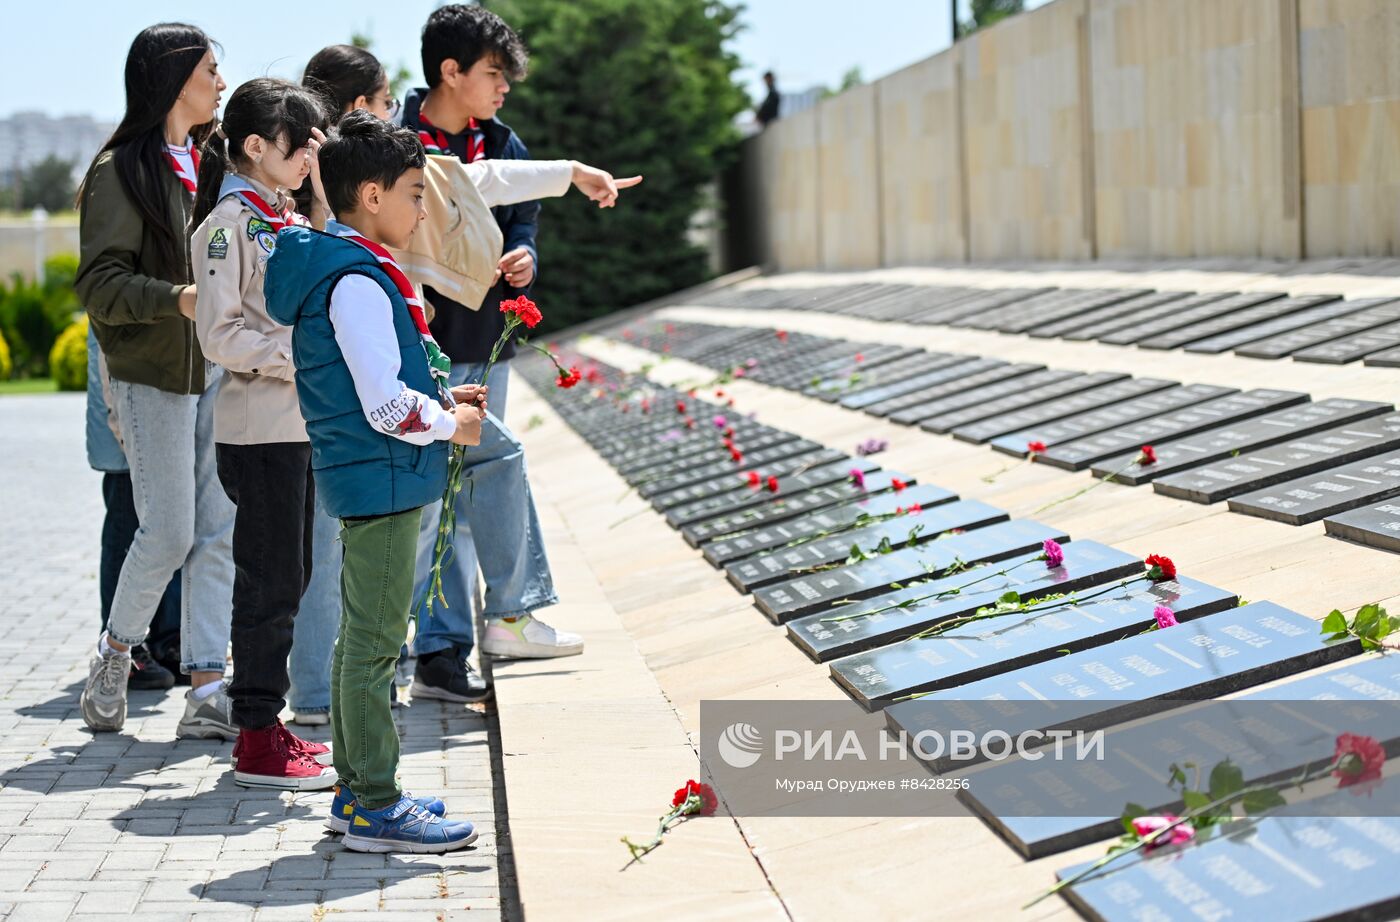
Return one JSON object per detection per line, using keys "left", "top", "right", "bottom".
{"left": 376, "top": 95, "right": 402, "bottom": 119}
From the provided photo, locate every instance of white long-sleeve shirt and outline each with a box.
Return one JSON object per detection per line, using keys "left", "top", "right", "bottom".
{"left": 328, "top": 274, "right": 455, "bottom": 446}
{"left": 465, "top": 158, "right": 572, "bottom": 207}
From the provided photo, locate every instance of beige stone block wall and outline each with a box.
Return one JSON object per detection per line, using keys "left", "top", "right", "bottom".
{"left": 1300, "top": 0, "right": 1400, "bottom": 256}
{"left": 1090, "top": 0, "right": 1303, "bottom": 259}
{"left": 961, "top": 0, "right": 1093, "bottom": 260}
{"left": 876, "top": 49, "right": 967, "bottom": 264}
{"left": 816, "top": 84, "right": 882, "bottom": 269}
{"left": 758, "top": 108, "right": 822, "bottom": 271}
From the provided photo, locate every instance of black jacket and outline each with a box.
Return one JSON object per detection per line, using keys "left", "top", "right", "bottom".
{"left": 401, "top": 88, "right": 538, "bottom": 364}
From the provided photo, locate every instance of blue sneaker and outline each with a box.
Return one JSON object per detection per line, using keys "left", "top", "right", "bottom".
{"left": 325, "top": 783, "right": 446, "bottom": 834}
{"left": 342, "top": 794, "right": 478, "bottom": 854}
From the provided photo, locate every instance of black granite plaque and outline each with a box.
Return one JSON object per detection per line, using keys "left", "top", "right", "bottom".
{"left": 1153, "top": 413, "right": 1400, "bottom": 504}
{"left": 654, "top": 448, "right": 845, "bottom": 512}
{"left": 884, "top": 601, "right": 1359, "bottom": 747}
{"left": 1036, "top": 389, "right": 1309, "bottom": 471}
{"left": 1030, "top": 291, "right": 1205, "bottom": 340}
{"left": 989, "top": 384, "right": 1238, "bottom": 456}
{"left": 906, "top": 287, "right": 1056, "bottom": 325}
{"left": 953, "top": 379, "right": 1180, "bottom": 444}
{"left": 967, "top": 654, "right": 1400, "bottom": 859}
{"left": 1057, "top": 787, "right": 1400, "bottom": 922}
{"left": 1088, "top": 398, "right": 1393, "bottom": 485}
{"left": 1097, "top": 292, "right": 1284, "bottom": 346}
{"left": 962, "top": 289, "right": 1151, "bottom": 334}
{"left": 1233, "top": 297, "right": 1400, "bottom": 358}
{"left": 1292, "top": 319, "right": 1400, "bottom": 363}
{"left": 638, "top": 438, "right": 823, "bottom": 498}
{"left": 1183, "top": 296, "right": 1382, "bottom": 354}
{"left": 792, "top": 541, "right": 1153, "bottom": 662}
{"left": 752, "top": 520, "right": 1068, "bottom": 623}
{"left": 701, "top": 484, "right": 961, "bottom": 565}
{"left": 827, "top": 573, "right": 1237, "bottom": 705}
{"left": 812, "top": 352, "right": 968, "bottom": 403}
{"left": 950, "top": 289, "right": 1090, "bottom": 330}
{"left": 840, "top": 357, "right": 1001, "bottom": 411}
{"left": 1063, "top": 292, "right": 1244, "bottom": 343}
{"left": 618, "top": 428, "right": 795, "bottom": 478}
{"left": 1324, "top": 501, "right": 1400, "bottom": 553}
{"left": 865, "top": 363, "right": 1046, "bottom": 419}
{"left": 922, "top": 372, "right": 1129, "bottom": 435}
{"left": 886, "top": 369, "right": 1081, "bottom": 427}
{"left": 680, "top": 469, "right": 915, "bottom": 546}
{"left": 666, "top": 457, "right": 882, "bottom": 528}
{"left": 725, "top": 499, "right": 1009, "bottom": 592}
{"left": 1137, "top": 295, "right": 1338, "bottom": 351}
{"left": 1364, "top": 344, "right": 1400, "bottom": 367}
{"left": 1228, "top": 450, "right": 1400, "bottom": 525}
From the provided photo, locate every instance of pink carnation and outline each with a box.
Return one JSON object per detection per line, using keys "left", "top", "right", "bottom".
{"left": 1132, "top": 815, "right": 1195, "bottom": 849}
{"left": 1153, "top": 605, "right": 1178, "bottom": 629}
{"left": 848, "top": 468, "right": 866, "bottom": 489}
{"left": 1041, "top": 539, "right": 1064, "bottom": 569}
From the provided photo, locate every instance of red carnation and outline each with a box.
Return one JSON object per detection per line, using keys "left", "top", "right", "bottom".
{"left": 676, "top": 400, "right": 687, "bottom": 414}
{"left": 1334, "top": 733, "right": 1385, "bottom": 787}
{"left": 908, "top": 503, "right": 922, "bottom": 515}
{"left": 855, "top": 353, "right": 865, "bottom": 362}
{"left": 584, "top": 366, "right": 602, "bottom": 384}
{"left": 724, "top": 427, "right": 735, "bottom": 439}
{"left": 671, "top": 780, "right": 718, "bottom": 816}
{"left": 1138, "top": 444, "right": 1157, "bottom": 465}
{"left": 499, "top": 295, "right": 542, "bottom": 329}
{"left": 622, "top": 329, "right": 634, "bottom": 339}
{"left": 727, "top": 398, "right": 736, "bottom": 407}
{"left": 684, "top": 417, "right": 696, "bottom": 430}
{"left": 746, "top": 471, "right": 761, "bottom": 487}
{"left": 766, "top": 476, "right": 779, "bottom": 493}
{"left": 716, "top": 389, "right": 726, "bottom": 398}
{"left": 556, "top": 366, "right": 583, "bottom": 389}
{"left": 775, "top": 330, "right": 789, "bottom": 342}
{"left": 1027, "top": 440, "right": 1048, "bottom": 454}
{"left": 730, "top": 450, "right": 744, "bottom": 464}
{"left": 1144, "top": 554, "right": 1176, "bottom": 582}
{"left": 664, "top": 323, "right": 676, "bottom": 334}
{"left": 892, "top": 478, "right": 908, "bottom": 492}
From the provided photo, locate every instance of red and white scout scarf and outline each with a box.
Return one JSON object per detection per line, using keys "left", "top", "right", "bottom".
{"left": 333, "top": 224, "right": 453, "bottom": 395}
{"left": 166, "top": 140, "right": 200, "bottom": 195}
{"left": 230, "top": 186, "right": 307, "bottom": 232}
{"left": 416, "top": 112, "right": 485, "bottom": 163}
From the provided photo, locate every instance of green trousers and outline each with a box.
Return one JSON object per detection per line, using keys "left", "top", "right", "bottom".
{"left": 332, "top": 506, "right": 421, "bottom": 809}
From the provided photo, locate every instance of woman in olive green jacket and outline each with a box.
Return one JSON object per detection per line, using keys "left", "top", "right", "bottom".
{"left": 75, "top": 22, "right": 237, "bottom": 740}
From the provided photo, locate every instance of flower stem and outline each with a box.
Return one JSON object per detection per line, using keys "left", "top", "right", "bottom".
{"left": 820, "top": 558, "right": 1041, "bottom": 623}
{"left": 1033, "top": 459, "right": 1134, "bottom": 515}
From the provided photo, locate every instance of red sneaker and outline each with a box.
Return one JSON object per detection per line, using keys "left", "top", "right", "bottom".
{"left": 232, "top": 726, "right": 336, "bottom": 791}
{"left": 280, "top": 721, "right": 332, "bottom": 766}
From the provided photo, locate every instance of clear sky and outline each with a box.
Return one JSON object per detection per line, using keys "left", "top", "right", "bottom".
{"left": 2, "top": 0, "right": 1050, "bottom": 122}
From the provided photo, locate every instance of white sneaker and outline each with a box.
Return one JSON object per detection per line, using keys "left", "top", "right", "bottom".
{"left": 291, "top": 711, "right": 329, "bottom": 727}
{"left": 80, "top": 648, "right": 131, "bottom": 732}
{"left": 481, "top": 614, "right": 584, "bottom": 659}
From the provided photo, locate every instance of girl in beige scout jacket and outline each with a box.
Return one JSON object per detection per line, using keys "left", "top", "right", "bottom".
{"left": 191, "top": 78, "right": 338, "bottom": 790}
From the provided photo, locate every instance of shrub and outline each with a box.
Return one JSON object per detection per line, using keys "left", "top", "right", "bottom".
{"left": 0, "top": 328, "right": 11, "bottom": 381}
{"left": 49, "top": 317, "right": 87, "bottom": 391}
{"left": 0, "top": 254, "right": 81, "bottom": 378}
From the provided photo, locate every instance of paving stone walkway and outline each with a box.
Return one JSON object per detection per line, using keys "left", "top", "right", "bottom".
{"left": 0, "top": 394, "right": 511, "bottom": 921}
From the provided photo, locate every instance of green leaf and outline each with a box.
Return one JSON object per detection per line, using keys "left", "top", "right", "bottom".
{"left": 1241, "top": 788, "right": 1288, "bottom": 815}
{"left": 1181, "top": 790, "right": 1212, "bottom": 812}
{"left": 1119, "top": 803, "right": 1148, "bottom": 835}
{"left": 999, "top": 590, "right": 1020, "bottom": 605}
{"left": 1208, "top": 761, "right": 1245, "bottom": 801}
{"left": 1320, "top": 609, "right": 1347, "bottom": 635}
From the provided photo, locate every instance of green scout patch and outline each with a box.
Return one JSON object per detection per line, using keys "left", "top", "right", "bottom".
{"left": 207, "top": 227, "right": 229, "bottom": 260}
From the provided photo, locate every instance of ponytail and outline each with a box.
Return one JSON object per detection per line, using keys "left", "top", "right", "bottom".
{"left": 192, "top": 128, "right": 230, "bottom": 228}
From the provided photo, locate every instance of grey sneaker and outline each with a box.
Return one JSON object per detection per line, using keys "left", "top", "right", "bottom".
{"left": 80, "top": 649, "right": 132, "bottom": 732}
{"left": 176, "top": 683, "right": 238, "bottom": 741}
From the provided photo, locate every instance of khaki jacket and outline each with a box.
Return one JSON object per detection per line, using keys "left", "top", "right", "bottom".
{"left": 392, "top": 155, "right": 572, "bottom": 312}
{"left": 192, "top": 175, "right": 306, "bottom": 444}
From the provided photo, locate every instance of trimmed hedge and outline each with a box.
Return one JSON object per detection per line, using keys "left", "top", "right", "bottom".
{"left": 50, "top": 317, "right": 87, "bottom": 391}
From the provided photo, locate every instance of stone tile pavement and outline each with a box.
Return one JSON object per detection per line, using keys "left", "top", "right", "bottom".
{"left": 0, "top": 394, "right": 514, "bottom": 921}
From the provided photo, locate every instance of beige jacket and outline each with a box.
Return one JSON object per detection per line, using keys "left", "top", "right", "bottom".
{"left": 392, "top": 155, "right": 572, "bottom": 311}
{"left": 193, "top": 176, "right": 307, "bottom": 445}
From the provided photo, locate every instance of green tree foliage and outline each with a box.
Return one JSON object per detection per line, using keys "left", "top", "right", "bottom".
{"left": 484, "top": 0, "right": 748, "bottom": 331}
{"left": 18, "top": 156, "right": 78, "bottom": 212}
{"left": 957, "top": 0, "right": 1024, "bottom": 38}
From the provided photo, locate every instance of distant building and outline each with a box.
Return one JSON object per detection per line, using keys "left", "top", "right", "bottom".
{"left": 0, "top": 112, "right": 115, "bottom": 187}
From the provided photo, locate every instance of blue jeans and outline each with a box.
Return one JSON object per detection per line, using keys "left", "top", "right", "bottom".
{"left": 411, "top": 361, "right": 557, "bottom": 657}
{"left": 106, "top": 365, "right": 235, "bottom": 673}
{"left": 287, "top": 491, "right": 341, "bottom": 713}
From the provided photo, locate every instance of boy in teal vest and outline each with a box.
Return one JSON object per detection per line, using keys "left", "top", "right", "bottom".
{"left": 265, "top": 112, "right": 484, "bottom": 853}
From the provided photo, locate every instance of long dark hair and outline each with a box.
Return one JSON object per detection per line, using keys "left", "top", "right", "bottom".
{"left": 193, "top": 78, "right": 325, "bottom": 227}
{"left": 85, "top": 23, "right": 216, "bottom": 271}
{"left": 303, "top": 45, "right": 387, "bottom": 119}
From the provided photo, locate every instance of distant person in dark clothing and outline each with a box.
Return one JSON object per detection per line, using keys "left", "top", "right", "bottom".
{"left": 756, "top": 71, "right": 781, "bottom": 127}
